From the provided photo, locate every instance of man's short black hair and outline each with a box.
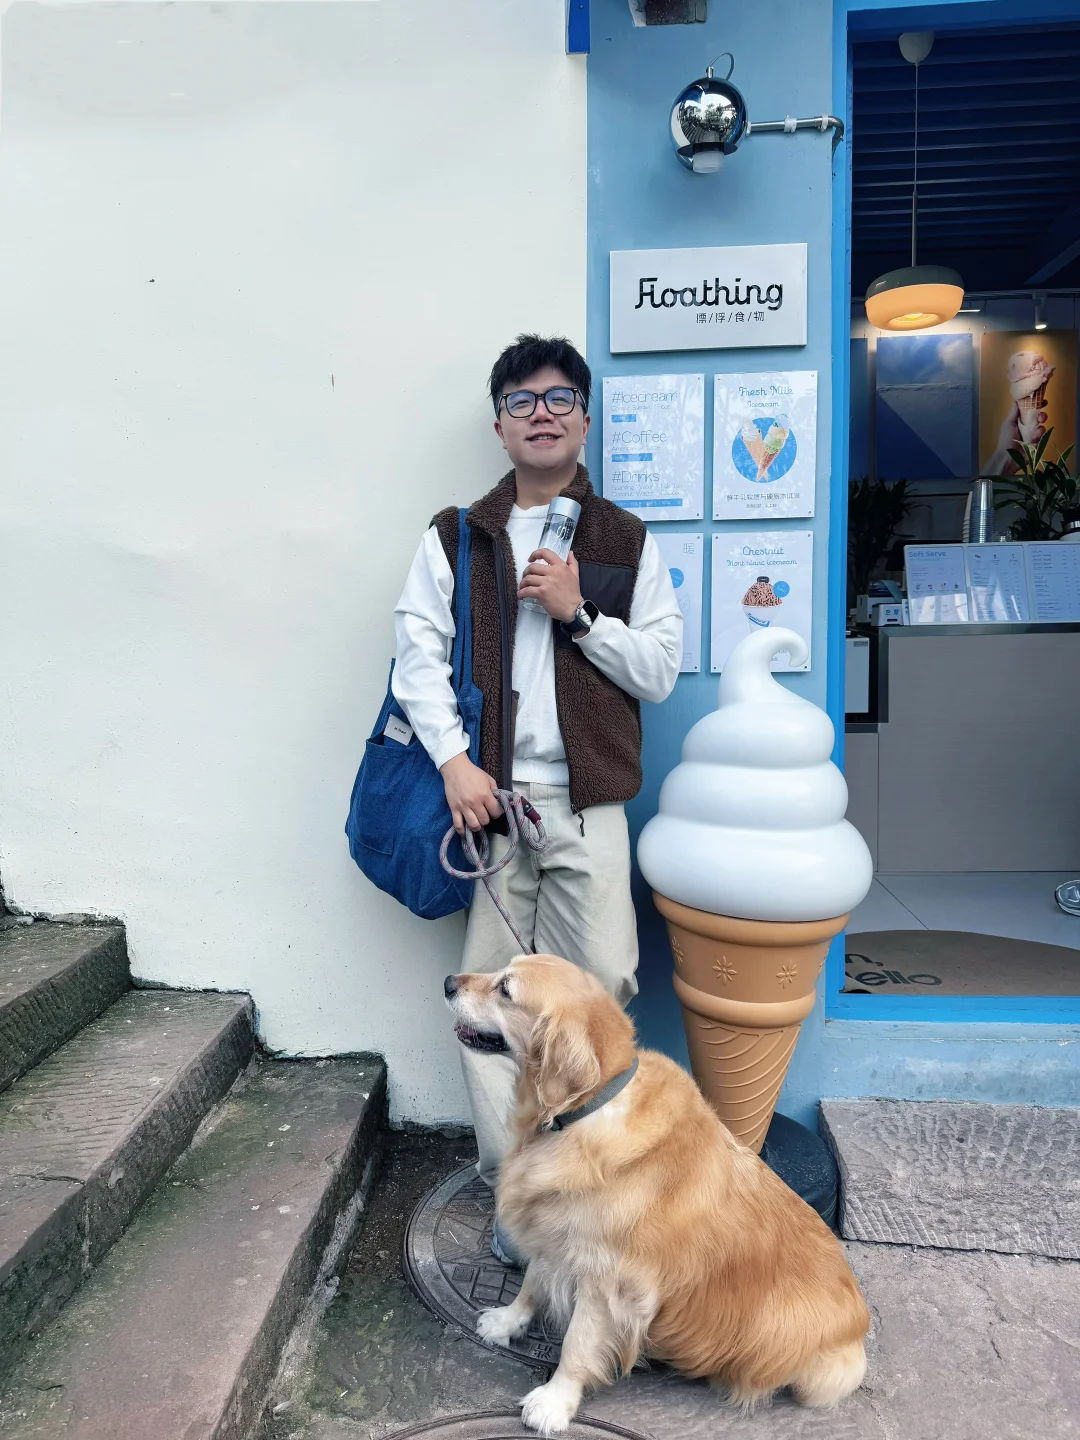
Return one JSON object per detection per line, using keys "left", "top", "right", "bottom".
{"left": 489, "top": 334, "right": 592, "bottom": 414}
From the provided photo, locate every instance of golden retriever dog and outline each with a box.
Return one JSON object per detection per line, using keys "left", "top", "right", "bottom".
{"left": 445, "top": 954, "right": 869, "bottom": 1436}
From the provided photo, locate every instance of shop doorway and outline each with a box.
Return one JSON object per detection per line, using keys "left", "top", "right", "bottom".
{"left": 831, "top": 1, "right": 1080, "bottom": 1019}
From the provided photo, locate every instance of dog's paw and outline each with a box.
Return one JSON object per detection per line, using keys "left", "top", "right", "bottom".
{"left": 476, "top": 1305, "right": 529, "bottom": 1347}
{"left": 520, "top": 1380, "right": 579, "bottom": 1436}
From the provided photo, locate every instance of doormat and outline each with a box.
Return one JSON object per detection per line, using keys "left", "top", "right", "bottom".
{"left": 403, "top": 1163, "right": 564, "bottom": 1369}
{"left": 844, "top": 930, "right": 1080, "bottom": 996}
{"left": 382, "top": 1415, "right": 649, "bottom": 1440}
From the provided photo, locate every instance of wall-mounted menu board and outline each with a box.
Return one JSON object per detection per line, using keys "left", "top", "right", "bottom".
{"left": 904, "top": 543, "right": 1080, "bottom": 624}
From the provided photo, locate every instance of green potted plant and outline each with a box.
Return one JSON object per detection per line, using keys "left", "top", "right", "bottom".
{"left": 847, "top": 476, "right": 919, "bottom": 613}
{"left": 991, "top": 428, "right": 1080, "bottom": 540}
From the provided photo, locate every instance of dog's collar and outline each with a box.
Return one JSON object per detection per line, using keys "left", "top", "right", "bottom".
{"left": 549, "top": 1058, "right": 639, "bottom": 1132}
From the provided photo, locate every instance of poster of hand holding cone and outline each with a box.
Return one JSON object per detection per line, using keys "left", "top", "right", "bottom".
{"left": 979, "top": 331, "right": 1077, "bottom": 474}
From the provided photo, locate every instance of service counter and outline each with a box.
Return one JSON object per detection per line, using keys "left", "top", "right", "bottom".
{"left": 844, "top": 624, "right": 1080, "bottom": 873}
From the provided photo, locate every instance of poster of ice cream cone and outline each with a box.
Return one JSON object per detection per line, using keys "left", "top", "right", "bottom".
{"left": 711, "top": 531, "right": 813, "bottom": 672}
{"left": 713, "top": 371, "right": 817, "bottom": 520}
{"left": 979, "top": 331, "right": 1077, "bottom": 474}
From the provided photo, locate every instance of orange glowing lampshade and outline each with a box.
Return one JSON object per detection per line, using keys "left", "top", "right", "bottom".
{"left": 864, "top": 265, "right": 965, "bottom": 331}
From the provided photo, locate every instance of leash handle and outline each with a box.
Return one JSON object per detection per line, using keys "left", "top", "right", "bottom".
{"left": 439, "top": 790, "right": 548, "bottom": 954}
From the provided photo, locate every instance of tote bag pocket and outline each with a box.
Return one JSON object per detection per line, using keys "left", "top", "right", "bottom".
{"left": 353, "top": 735, "right": 418, "bottom": 856}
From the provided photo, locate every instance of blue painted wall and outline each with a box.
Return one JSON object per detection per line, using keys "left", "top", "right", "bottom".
{"left": 586, "top": 0, "right": 1080, "bottom": 1125}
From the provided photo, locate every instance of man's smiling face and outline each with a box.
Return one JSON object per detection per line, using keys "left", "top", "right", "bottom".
{"left": 494, "top": 365, "right": 590, "bottom": 476}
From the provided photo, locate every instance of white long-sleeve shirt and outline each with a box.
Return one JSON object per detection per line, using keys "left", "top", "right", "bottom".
{"left": 391, "top": 503, "right": 683, "bottom": 787}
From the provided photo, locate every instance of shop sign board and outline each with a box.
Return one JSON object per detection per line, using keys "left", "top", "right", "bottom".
{"left": 609, "top": 244, "right": 808, "bottom": 354}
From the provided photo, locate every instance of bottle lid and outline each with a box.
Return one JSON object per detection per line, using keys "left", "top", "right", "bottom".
{"left": 547, "top": 497, "right": 582, "bottom": 523}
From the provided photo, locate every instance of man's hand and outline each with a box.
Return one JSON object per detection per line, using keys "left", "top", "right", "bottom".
{"left": 441, "top": 753, "right": 502, "bottom": 835}
{"left": 518, "top": 549, "right": 583, "bottom": 622}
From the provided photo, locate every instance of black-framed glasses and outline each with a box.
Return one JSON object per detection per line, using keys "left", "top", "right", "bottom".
{"left": 497, "top": 386, "right": 585, "bottom": 419}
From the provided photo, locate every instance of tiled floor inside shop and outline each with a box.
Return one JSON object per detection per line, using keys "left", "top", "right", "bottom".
{"left": 844, "top": 872, "right": 1080, "bottom": 996}
{"left": 849, "top": 873, "right": 1080, "bottom": 947}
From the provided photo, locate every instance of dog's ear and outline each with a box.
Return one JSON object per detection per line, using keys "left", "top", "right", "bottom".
{"left": 533, "top": 1009, "right": 601, "bottom": 1127}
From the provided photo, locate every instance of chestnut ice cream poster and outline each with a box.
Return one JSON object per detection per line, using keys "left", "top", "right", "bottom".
{"left": 979, "top": 331, "right": 1077, "bottom": 472}
{"left": 711, "top": 531, "right": 813, "bottom": 673}
{"left": 713, "top": 371, "right": 817, "bottom": 520}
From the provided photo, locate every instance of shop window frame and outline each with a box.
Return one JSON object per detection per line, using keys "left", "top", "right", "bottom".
{"left": 827, "top": 0, "right": 1080, "bottom": 1024}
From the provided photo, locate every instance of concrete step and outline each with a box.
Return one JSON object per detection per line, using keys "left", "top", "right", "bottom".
{"left": 0, "top": 1054, "right": 387, "bottom": 1440}
{"left": 0, "top": 989, "right": 254, "bottom": 1370}
{"left": 0, "top": 923, "right": 129, "bottom": 1093}
{"left": 821, "top": 1097, "right": 1080, "bottom": 1260}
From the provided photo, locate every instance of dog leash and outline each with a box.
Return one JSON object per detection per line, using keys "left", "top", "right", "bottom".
{"left": 439, "top": 790, "right": 549, "bottom": 954}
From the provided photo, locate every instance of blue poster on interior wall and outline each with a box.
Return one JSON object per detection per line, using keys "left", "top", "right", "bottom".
{"left": 876, "top": 333, "right": 973, "bottom": 480}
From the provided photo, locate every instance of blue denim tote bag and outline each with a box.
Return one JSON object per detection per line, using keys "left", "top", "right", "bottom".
{"left": 345, "top": 510, "right": 483, "bottom": 919}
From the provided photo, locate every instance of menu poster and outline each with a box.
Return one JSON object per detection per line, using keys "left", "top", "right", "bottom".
{"left": 1025, "top": 543, "right": 1080, "bottom": 622}
{"left": 711, "top": 530, "right": 813, "bottom": 673}
{"left": 652, "top": 532, "right": 703, "bottom": 673}
{"left": 602, "top": 374, "right": 704, "bottom": 521}
{"left": 713, "top": 371, "right": 817, "bottom": 520}
{"left": 905, "top": 545, "right": 970, "bottom": 624}
{"left": 965, "top": 544, "right": 1031, "bottom": 623}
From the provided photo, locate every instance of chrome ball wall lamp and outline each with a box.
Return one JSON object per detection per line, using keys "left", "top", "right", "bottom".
{"left": 670, "top": 52, "right": 844, "bottom": 176}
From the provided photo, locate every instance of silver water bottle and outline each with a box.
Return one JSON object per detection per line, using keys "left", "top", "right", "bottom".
{"left": 521, "top": 497, "right": 581, "bottom": 612}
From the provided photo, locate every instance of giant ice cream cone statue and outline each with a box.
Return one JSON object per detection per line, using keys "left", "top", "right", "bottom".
{"left": 637, "top": 628, "right": 873, "bottom": 1153}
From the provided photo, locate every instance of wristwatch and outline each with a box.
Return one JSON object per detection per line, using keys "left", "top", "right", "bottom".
{"left": 561, "top": 600, "right": 599, "bottom": 640}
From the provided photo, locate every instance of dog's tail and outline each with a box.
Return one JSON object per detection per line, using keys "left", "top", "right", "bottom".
{"left": 790, "top": 1339, "right": 867, "bottom": 1407}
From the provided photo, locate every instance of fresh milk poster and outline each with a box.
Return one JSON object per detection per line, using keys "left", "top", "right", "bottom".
{"left": 713, "top": 371, "right": 817, "bottom": 520}
{"left": 711, "top": 531, "right": 813, "bottom": 672}
{"left": 602, "top": 374, "right": 704, "bottom": 520}
{"left": 652, "top": 532, "right": 703, "bottom": 673}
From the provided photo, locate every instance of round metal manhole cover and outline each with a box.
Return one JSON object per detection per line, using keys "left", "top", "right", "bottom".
{"left": 403, "top": 1163, "right": 565, "bottom": 1368}
{"left": 382, "top": 1413, "right": 649, "bottom": 1440}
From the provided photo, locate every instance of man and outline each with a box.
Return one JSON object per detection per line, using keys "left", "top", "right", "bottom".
{"left": 391, "top": 335, "right": 682, "bottom": 1255}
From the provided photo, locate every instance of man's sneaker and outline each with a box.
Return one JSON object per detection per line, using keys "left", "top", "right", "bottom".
{"left": 490, "top": 1218, "right": 526, "bottom": 1268}
{"left": 1056, "top": 880, "right": 1080, "bottom": 916}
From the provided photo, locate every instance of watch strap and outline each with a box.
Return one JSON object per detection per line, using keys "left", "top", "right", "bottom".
{"left": 561, "top": 601, "right": 598, "bottom": 639}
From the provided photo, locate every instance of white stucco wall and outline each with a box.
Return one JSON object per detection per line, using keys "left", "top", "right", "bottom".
{"left": 0, "top": 1, "right": 586, "bottom": 1122}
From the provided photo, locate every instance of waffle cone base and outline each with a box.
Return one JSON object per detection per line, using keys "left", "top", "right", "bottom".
{"left": 654, "top": 894, "right": 848, "bottom": 1154}
{"left": 682, "top": 1012, "right": 804, "bottom": 1153}
{"left": 1017, "top": 384, "right": 1048, "bottom": 420}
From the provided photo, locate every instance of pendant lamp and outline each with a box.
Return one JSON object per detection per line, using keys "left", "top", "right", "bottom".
{"left": 864, "top": 32, "right": 964, "bottom": 331}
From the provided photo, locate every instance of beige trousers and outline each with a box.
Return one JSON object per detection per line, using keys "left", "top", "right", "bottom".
{"left": 458, "top": 779, "right": 639, "bottom": 1189}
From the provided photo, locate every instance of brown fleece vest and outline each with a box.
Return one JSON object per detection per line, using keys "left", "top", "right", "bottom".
{"left": 432, "top": 465, "right": 646, "bottom": 812}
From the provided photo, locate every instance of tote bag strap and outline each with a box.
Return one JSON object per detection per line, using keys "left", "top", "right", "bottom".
{"left": 450, "top": 507, "right": 473, "bottom": 692}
